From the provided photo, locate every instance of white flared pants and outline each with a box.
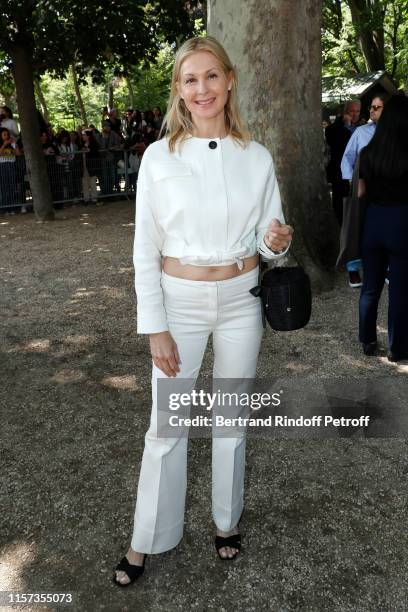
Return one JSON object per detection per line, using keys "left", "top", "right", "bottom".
{"left": 131, "top": 267, "right": 264, "bottom": 553}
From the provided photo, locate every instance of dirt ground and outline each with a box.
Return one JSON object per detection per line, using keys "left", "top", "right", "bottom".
{"left": 1, "top": 200, "right": 407, "bottom": 612}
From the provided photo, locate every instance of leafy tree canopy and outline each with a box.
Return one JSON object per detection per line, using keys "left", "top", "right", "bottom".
{"left": 323, "top": 0, "right": 408, "bottom": 88}
{"left": 0, "top": 0, "right": 200, "bottom": 81}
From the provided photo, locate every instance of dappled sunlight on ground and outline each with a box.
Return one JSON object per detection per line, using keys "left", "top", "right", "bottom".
{"left": 378, "top": 356, "right": 408, "bottom": 374}
{"left": 99, "top": 287, "right": 125, "bottom": 299}
{"left": 8, "top": 339, "right": 51, "bottom": 353}
{"left": 285, "top": 363, "right": 313, "bottom": 372}
{"left": 72, "top": 289, "right": 97, "bottom": 298}
{"left": 0, "top": 539, "right": 36, "bottom": 591}
{"left": 50, "top": 369, "right": 86, "bottom": 384}
{"left": 101, "top": 374, "right": 140, "bottom": 390}
{"left": 69, "top": 286, "right": 125, "bottom": 300}
{"left": 61, "top": 335, "right": 95, "bottom": 346}
{"left": 117, "top": 267, "right": 133, "bottom": 274}
{"left": 340, "top": 354, "right": 380, "bottom": 369}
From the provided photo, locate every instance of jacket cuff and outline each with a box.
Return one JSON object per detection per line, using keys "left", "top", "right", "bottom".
{"left": 258, "top": 237, "right": 291, "bottom": 260}
{"left": 137, "top": 308, "right": 169, "bottom": 335}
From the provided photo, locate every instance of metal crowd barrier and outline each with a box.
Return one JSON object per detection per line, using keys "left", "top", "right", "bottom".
{"left": 0, "top": 149, "right": 138, "bottom": 212}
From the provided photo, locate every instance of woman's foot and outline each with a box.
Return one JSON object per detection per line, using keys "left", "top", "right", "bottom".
{"left": 215, "top": 525, "right": 240, "bottom": 559}
{"left": 113, "top": 547, "right": 146, "bottom": 586}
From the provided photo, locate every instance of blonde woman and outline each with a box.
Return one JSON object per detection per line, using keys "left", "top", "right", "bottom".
{"left": 113, "top": 35, "right": 293, "bottom": 586}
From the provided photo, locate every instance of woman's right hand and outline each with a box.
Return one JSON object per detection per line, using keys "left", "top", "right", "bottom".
{"left": 149, "top": 331, "right": 181, "bottom": 377}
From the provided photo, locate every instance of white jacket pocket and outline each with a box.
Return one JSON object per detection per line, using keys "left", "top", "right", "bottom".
{"left": 151, "top": 161, "right": 192, "bottom": 182}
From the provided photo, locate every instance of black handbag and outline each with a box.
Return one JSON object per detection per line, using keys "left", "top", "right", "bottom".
{"left": 250, "top": 265, "right": 312, "bottom": 331}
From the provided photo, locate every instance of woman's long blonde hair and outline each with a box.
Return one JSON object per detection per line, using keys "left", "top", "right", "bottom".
{"left": 161, "top": 36, "right": 251, "bottom": 152}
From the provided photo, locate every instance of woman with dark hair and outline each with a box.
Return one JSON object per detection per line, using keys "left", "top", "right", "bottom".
{"left": 132, "top": 110, "right": 146, "bottom": 135}
{"left": 358, "top": 95, "right": 408, "bottom": 361}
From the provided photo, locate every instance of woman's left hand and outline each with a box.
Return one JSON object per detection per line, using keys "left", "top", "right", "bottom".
{"left": 264, "top": 219, "right": 293, "bottom": 252}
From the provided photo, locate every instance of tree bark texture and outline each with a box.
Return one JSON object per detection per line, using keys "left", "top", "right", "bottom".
{"left": 107, "top": 84, "right": 114, "bottom": 111}
{"left": 126, "top": 77, "right": 135, "bottom": 108}
{"left": 208, "top": 0, "right": 337, "bottom": 288}
{"left": 348, "top": 0, "right": 385, "bottom": 71}
{"left": 70, "top": 64, "right": 88, "bottom": 126}
{"left": 34, "top": 78, "right": 50, "bottom": 123}
{"left": 11, "top": 45, "right": 54, "bottom": 221}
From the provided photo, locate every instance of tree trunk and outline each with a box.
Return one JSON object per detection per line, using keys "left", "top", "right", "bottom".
{"left": 348, "top": 0, "right": 385, "bottom": 71}
{"left": 107, "top": 83, "right": 114, "bottom": 111}
{"left": 34, "top": 78, "right": 50, "bottom": 124}
{"left": 126, "top": 77, "right": 135, "bottom": 108}
{"left": 208, "top": 0, "right": 337, "bottom": 290}
{"left": 11, "top": 45, "right": 54, "bottom": 221}
{"left": 70, "top": 64, "right": 88, "bottom": 125}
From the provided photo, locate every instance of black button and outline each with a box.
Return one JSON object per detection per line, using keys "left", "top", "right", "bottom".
{"left": 209, "top": 141, "right": 217, "bottom": 149}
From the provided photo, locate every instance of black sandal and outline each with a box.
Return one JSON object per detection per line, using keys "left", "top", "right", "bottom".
{"left": 215, "top": 533, "right": 241, "bottom": 560}
{"left": 112, "top": 554, "right": 147, "bottom": 587}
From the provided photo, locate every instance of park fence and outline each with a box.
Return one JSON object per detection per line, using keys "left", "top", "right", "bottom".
{"left": 0, "top": 149, "right": 137, "bottom": 212}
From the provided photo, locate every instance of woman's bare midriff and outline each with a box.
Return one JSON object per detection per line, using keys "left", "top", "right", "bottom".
{"left": 162, "top": 254, "right": 259, "bottom": 281}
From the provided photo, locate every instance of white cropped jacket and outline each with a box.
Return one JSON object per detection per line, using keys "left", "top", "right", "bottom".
{"left": 133, "top": 134, "right": 290, "bottom": 334}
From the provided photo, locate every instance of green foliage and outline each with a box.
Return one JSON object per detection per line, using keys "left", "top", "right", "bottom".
{"left": 0, "top": 0, "right": 202, "bottom": 126}
{"left": 32, "top": 19, "right": 206, "bottom": 129}
{"left": 37, "top": 73, "right": 106, "bottom": 129}
{"left": 0, "top": 0, "right": 199, "bottom": 81}
{"left": 323, "top": 0, "right": 408, "bottom": 88}
{"left": 36, "top": 44, "right": 174, "bottom": 129}
{"left": 323, "top": 2, "right": 364, "bottom": 75}
{"left": 115, "top": 45, "right": 175, "bottom": 114}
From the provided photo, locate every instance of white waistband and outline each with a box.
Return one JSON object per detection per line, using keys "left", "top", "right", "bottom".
{"left": 162, "top": 239, "right": 255, "bottom": 271}
{"left": 161, "top": 266, "right": 259, "bottom": 287}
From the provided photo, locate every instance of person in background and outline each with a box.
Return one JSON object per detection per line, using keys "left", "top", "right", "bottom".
{"left": 69, "top": 131, "right": 82, "bottom": 201}
{"left": 39, "top": 129, "right": 62, "bottom": 205}
{"left": 152, "top": 106, "right": 163, "bottom": 132}
{"left": 101, "top": 106, "right": 110, "bottom": 125}
{"left": 100, "top": 120, "right": 122, "bottom": 195}
{"left": 123, "top": 109, "right": 135, "bottom": 138}
{"left": 46, "top": 124, "right": 57, "bottom": 147}
{"left": 143, "top": 120, "right": 156, "bottom": 147}
{"left": 126, "top": 146, "right": 140, "bottom": 192}
{"left": 81, "top": 129, "right": 100, "bottom": 204}
{"left": 88, "top": 124, "right": 104, "bottom": 149}
{"left": 57, "top": 130, "right": 76, "bottom": 202}
{"left": 340, "top": 93, "right": 387, "bottom": 288}
{"left": 132, "top": 110, "right": 146, "bottom": 135}
{"left": 69, "top": 131, "right": 81, "bottom": 150}
{"left": 107, "top": 109, "right": 122, "bottom": 135}
{"left": 0, "top": 106, "right": 19, "bottom": 139}
{"left": 358, "top": 95, "right": 408, "bottom": 361}
{"left": 40, "top": 131, "right": 57, "bottom": 155}
{"left": 325, "top": 100, "right": 362, "bottom": 227}
{"left": 0, "top": 127, "right": 21, "bottom": 212}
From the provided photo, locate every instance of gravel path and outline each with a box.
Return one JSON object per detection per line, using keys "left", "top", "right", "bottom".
{"left": 1, "top": 201, "right": 407, "bottom": 612}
